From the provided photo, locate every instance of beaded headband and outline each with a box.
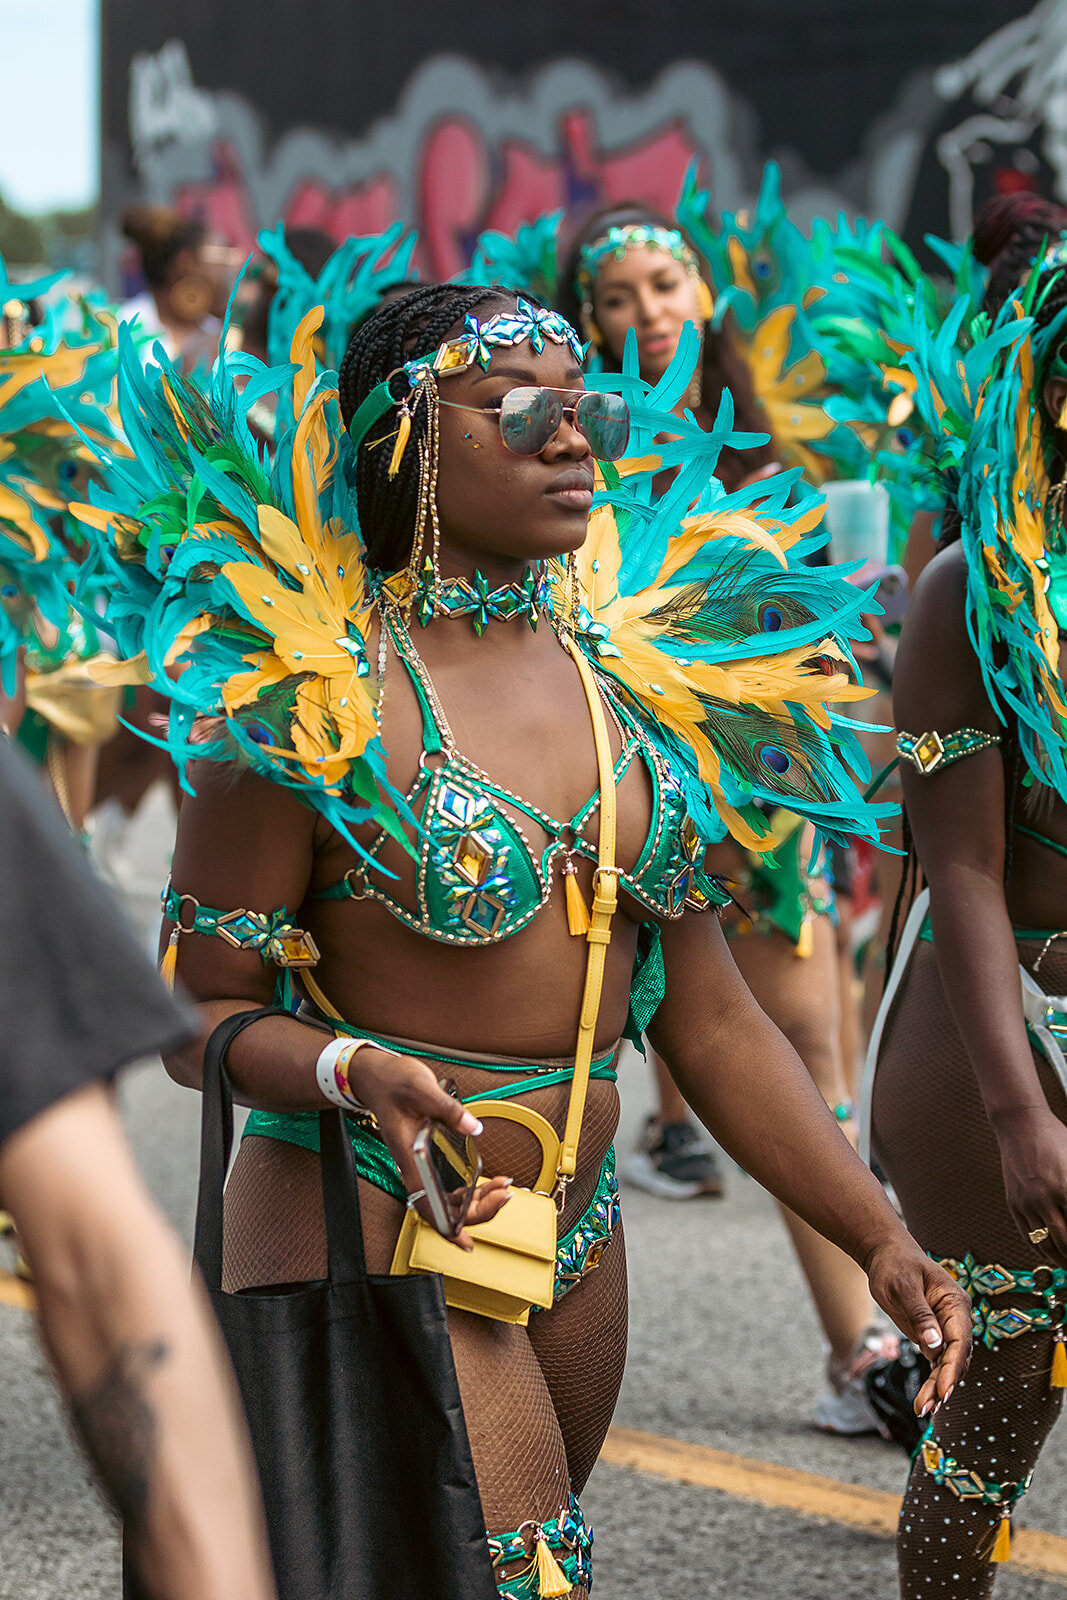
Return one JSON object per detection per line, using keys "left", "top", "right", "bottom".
{"left": 1040, "top": 237, "right": 1067, "bottom": 275}
{"left": 575, "top": 223, "right": 700, "bottom": 295}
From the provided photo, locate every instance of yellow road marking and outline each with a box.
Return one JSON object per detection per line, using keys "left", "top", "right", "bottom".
{"left": 602, "top": 1426, "right": 1067, "bottom": 1583}
{"left": 0, "top": 1269, "right": 35, "bottom": 1311}
{"left": 1, "top": 1283, "right": 1065, "bottom": 1585}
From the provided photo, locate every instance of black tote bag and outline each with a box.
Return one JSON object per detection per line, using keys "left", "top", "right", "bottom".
{"left": 193, "top": 1009, "right": 498, "bottom": 1600}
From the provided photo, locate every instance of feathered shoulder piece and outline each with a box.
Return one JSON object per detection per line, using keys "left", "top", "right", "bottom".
{"left": 565, "top": 326, "right": 892, "bottom": 852}
{"left": 454, "top": 212, "right": 563, "bottom": 304}
{"left": 676, "top": 162, "right": 850, "bottom": 484}
{"left": 903, "top": 282, "right": 1067, "bottom": 798}
{"left": 0, "top": 266, "right": 134, "bottom": 692}
{"left": 806, "top": 225, "right": 987, "bottom": 557}
{"left": 70, "top": 310, "right": 403, "bottom": 852}
{"left": 258, "top": 221, "right": 418, "bottom": 375}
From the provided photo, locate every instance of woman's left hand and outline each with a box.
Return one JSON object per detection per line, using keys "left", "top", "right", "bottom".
{"left": 864, "top": 1239, "right": 972, "bottom": 1415}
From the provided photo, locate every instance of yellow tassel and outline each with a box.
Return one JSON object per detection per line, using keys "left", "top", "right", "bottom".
{"left": 387, "top": 409, "right": 411, "bottom": 479}
{"left": 795, "top": 914, "right": 813, "bottom": 959}
{"left": 533, "top": 1533, "right": 571, "bottom": 1597}
{"left": 1052, "top": 1337, "right": 1067, "bottom": 1388}
{"left": 160, "top": 928, "right": 179, "bottom": 991}
{"left": 987, "top": 1515, "right": 1012, "bottom": 1564}
{"left": 564, "top": 863, "right": 591, "bottom": 937}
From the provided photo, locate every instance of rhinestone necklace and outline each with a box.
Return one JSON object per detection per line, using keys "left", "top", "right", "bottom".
{"left": 406, "top": 559, "right": 552, "bottom": 632}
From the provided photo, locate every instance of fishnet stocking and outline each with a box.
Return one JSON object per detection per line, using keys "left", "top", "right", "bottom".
{"left": 873, "top": 938, "right": 1067, "bottom": 1597}
{"left": 898, "top": 1334, "right": 1062, "bottom": 1598}
{"left": 223, "top": 1108, "right": 624, "bottom": 1597}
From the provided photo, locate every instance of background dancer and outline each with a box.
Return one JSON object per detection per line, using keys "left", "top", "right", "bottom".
{"left": 870, "top": 195, "right": 1067, "bottom": 1596}
{"left": 560, "top": 205, "right": 895, "bottom": 1434}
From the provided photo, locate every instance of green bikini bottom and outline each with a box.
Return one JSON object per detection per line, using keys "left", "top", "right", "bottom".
{"left": 243, "top": 1029, "right": 622, "bottom": 1310}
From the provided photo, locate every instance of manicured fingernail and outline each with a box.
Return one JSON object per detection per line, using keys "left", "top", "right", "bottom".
{"left": 920, "top": 1401, "right": 933, "bottom": 1416}
{"left": 460, "top": 1114, "right": 483, "bottom": 1135}
{"left": 943, "top": 1386, "right": 954, "bottom": 1404}
{"left": 923, "top": 1328, "right": 944, "bottom": 1350}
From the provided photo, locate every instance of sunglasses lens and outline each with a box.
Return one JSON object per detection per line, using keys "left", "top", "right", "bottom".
{"left": 576, "top": 392, "right": 630, "bottom": 461}
{"left": 499, "top": 388, "right": 563, "bottom": 455}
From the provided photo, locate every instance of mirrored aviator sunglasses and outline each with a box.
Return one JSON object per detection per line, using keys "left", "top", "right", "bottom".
{"left": 497, "top": 386, "right": 630, "bottom": 460}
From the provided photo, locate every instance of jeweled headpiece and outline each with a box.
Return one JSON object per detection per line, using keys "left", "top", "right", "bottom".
{"left": 1040, "top": 236, "right": 1067, "bottom": 276}
{"left": 401, "top": 297, "right": 584, "bottom": 385}
{"left": 576, "top": 223, "right": 699, "bottom": 291}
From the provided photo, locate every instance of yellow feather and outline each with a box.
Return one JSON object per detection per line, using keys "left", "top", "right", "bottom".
{"left": 291, "top": 306, "right": 325, "bottom": 418}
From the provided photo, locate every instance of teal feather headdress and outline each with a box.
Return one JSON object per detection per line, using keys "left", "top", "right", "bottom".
{"left": 807, "top": 223, "right": 988, "bottom": 558}
{"left": 896, "top": 272, "right": 1067, "bottom": 798}
{"left": 258, "top": 221, "right": 419, "bottom": 376}
{"left": 455, "top": 211, "right": 564, "bottom": 305}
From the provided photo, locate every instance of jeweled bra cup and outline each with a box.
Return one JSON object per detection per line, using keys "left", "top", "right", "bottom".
{"left": 317, "top": 607, "right": 717, "bottom": 944}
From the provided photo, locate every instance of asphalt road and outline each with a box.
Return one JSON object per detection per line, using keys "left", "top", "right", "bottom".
{"left": 2, "top": 794, "right": 1066, "bottom": 1599}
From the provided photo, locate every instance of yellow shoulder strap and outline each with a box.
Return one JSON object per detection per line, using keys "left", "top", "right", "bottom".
{"left": 557, "top": 640, "right": 618, "bottom": 1190}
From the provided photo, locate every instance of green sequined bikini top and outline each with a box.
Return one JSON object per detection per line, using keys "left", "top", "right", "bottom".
{"left": 314, "top": 612, "right": 716, "bottom": 946}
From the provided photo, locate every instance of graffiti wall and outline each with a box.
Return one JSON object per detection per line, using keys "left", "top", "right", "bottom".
{"left": 100, "top": 0, "right": 1063, "bottom": 287}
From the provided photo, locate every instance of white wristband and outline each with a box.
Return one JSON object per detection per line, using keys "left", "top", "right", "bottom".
{"left": 315, "top": 1036, "right": 363, "bottom": 1110}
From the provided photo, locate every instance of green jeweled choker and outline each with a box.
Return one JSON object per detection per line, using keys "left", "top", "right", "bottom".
{"left": 412, "top": 559, "right": 551, "bottom": 632}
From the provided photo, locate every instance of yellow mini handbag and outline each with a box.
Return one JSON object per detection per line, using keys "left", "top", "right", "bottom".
{"left": 390, "top": 639, "right": 619, "bottom": 1324}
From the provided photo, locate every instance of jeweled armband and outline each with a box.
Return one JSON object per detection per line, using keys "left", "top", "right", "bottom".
{"left": 896, "top": 727, "right": 1001, "bottom": 774}
{"left": 159, "top": 880, "right": 320, "bottom": 988}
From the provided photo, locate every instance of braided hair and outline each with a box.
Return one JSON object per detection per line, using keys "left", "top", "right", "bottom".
{"left": 337, "top": 283, "right": 524, "bottom": 573}
{"left": 973, "top": 192, "right": 1067, "bottom": 318}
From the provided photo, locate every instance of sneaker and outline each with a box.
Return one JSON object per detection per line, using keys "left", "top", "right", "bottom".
{"left": 813, "top": 1325, "right": 897, "bottom": 1437}
{"left": 863, "top": 1340, "right": 932, "bottom": 1455}
{"left": 622, "top": 1117, "right": 726, "bottom": 1200}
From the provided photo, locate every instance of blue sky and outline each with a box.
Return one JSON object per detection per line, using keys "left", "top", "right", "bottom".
{"left": 0, "top": 0, "right": 98, "bottom": 213}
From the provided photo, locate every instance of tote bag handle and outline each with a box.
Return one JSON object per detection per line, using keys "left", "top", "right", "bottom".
{"left": 194, "top": 1007, "right": 367, "bottom": 1290}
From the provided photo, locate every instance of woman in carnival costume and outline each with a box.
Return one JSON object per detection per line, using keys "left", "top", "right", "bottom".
{"left": 862, "top": 198, "right": 1067, "bottom": 1595}
{"left": 0, "top": 264, "right": 132, "bottom": 834}
{"left": 71, "top": 280, "right": 969, "bottom": 1596}
{"left": 552, "top": 200, "right": 898, "bottom": 1435}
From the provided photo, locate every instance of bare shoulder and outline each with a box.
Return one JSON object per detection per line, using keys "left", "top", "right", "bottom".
{"left": 171, "top": 759, "right": 319, "bottom": 908}
{"left": 893, "top": 542, "right": 994, "bottom": 733}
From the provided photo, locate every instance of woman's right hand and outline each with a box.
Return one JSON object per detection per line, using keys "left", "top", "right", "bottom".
{"left": 997, "top": 1107, "right": 1067, "bottom": 1266}
{"left": 348, "top": 1046, "right": 511, "bottom": 1248}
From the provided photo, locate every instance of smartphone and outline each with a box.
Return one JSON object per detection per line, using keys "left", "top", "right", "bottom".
{"left": 412, "top": 1081, "right": 483, "bottom": 1241}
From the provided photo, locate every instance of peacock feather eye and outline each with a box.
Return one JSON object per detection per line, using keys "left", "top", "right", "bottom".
{"left": 754, "top": 251, "right": 774, "bottom": 281}
{"left": 759, "top": 603, "right": 784, "bottom": 632}
{"left": 245, "top": 721, "right": 273, "bottom": 745}
{"left": 895, "top": 427, "right": 915, "bottom": 448}
{"left": 759, "top": 744, "right": 791, "bottom": 775}
{"left": 1, "top": 584, "right": 18, "bottom": 600}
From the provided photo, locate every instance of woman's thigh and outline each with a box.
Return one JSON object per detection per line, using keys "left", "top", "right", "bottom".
{"left": 730, "top": 916, "right": 845, "bottom": 1096}
{"left": 223, "top": 1136, "right": 576, "bottom": 1532}
{"left": 526, "top": 1224, "right": 629, "bottom": 1495}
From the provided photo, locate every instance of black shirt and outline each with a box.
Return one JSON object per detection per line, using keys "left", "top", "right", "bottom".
{"left": 0, "top": 737, "right": 194, "bottom": 1149}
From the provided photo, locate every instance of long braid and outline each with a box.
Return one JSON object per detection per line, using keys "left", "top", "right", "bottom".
{"left": 337, "top": 283, "right": 527, "bottom": 573}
